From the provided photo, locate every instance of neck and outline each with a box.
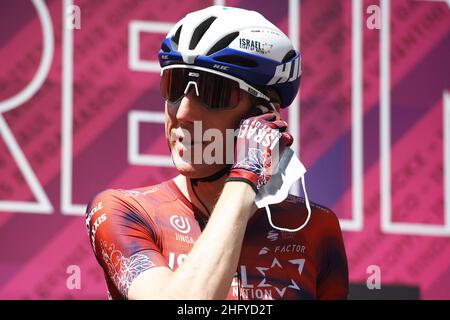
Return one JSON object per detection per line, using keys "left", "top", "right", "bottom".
{"left": 173, "top": 170, "right": 229, "bottom": 217}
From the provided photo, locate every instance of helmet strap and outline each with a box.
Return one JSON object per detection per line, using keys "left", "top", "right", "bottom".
{"left": 190, "top": 165, "right": 232, "bottom": 186}
{"left": 189, "top": 165, "right": 232, "bottom": 217}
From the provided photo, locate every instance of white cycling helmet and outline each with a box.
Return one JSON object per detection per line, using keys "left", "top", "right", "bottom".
{"left": 159, "top": 6, "right": 301, "bottom": 108}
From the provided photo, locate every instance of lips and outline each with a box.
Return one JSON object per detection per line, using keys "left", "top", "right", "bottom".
{"left": 170, "top": 128, "right": 205, "bottom": 146}
{"left": 172, "top": 138, "right": 204, "bottom": 148}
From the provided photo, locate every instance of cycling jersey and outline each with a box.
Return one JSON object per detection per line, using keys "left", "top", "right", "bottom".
{"left": 85, "top": 179, "right": 348, "bottom": 300}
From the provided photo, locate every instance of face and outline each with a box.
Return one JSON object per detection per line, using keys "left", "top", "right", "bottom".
{"left": 165, "top": 89, "right": 255, "bottom": 179}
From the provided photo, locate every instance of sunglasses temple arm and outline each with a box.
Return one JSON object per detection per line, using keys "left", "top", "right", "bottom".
{"left": 267, "top": 101, "right": 277, "bottom": 113}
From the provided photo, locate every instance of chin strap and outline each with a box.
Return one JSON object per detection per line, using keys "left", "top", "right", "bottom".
{"left": 190, "top": 165, "right": 232, "bottom": 186}
{"left": 189, "top": 165, "right": 232, "bottom": 216}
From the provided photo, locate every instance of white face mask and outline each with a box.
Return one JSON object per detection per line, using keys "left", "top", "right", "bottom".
{"left": 255, "top": 148, "right": 311, "bottom": 232}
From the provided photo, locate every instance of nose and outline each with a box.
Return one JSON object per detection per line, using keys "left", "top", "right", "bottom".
{"left": 174, "top": 87, "right": 203, "bottom": 124}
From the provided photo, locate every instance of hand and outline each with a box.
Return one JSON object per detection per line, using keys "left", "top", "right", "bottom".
{"left": 226, "top": 113, "right": 293, "bottom": 193}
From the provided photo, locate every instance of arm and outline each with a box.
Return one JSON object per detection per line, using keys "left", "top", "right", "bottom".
{"left": 128, "top": 182, "right": 256, "bottom": 300}
{"left": 129, "top": 113, "right": 292, "bottom": 299}
{"left": 86, "top": 189, "right": 169, "bottom": 299}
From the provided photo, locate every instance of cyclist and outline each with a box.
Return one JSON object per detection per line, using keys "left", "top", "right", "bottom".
{"left": 86, "top": 6, "right": 348, "bottom": 300}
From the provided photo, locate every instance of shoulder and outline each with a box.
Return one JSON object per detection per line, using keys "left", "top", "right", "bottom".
{"left": 86, "top": 188, "right": 126, "bottom": 208}
{"left": 85, "top": 182, "right": 177, "bottom": 245}
{"left": 85, "top": 181, "right": 176, "bottom": 227}
{"left": 85, "top": 188, "right": 139, "bottom": 220}
{"left": 85, "top": 188, "right": 124, "bottom": 221}
{"left": 86, "top": 180, "right": 175, "bottom": 213}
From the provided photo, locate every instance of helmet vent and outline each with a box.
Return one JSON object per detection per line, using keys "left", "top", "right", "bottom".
{"left": 161, "top": 42, "right": 170, "bottom": 52}
{"left": 189, "top": 16, "right": 217, "bottom": 50}
{"left": 281, "top": 50, "right": 297, "bottom": 63}
{"left": 207, "top": 32, "right": 240, "bottom": 56}
{"left": 172, "top": 25, "right": 183, "bottom": 46}
{"left": 213, "top": 55, "right": 258, "bottom": 68}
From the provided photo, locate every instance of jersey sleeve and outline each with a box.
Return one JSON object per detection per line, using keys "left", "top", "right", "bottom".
{"left": 85, "top": 189, "right": 168, "bottom": 299}
{"left": 316, "top": 210, "right": 349, "bottom": 300}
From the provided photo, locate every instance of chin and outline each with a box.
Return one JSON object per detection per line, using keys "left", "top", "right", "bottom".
{"left": 170, "top": 143, "right": 229, "bottom": 179}
{"left": 172, "top": 156, "right": 227, "bottom": 179}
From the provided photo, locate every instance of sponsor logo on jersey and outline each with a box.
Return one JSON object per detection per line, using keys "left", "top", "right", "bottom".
{"left": 258, "top": 247, "right": 270, "bottom": 255}
{"left": 175, "top": 233, "right": 195, "bottom": 244}
{"left": 266, "top": 230, "right": 279, "bottom": 242}
{"left": 117, "top": 188, "right": 158, "bottom": 197}
{"left": 90, "top": 213, "right": 107, "bottom": 249}
{"left": 168, "top": 252, "right": 187, "bottom": 270}
{"left": 118, "top": 189, "right": 144, "bottom": 197}
{"left": 170, "top": 215, "right": 191, "bottom": 234}
{"left": 85, "top": 201, "right": 104, "bottom": 233}
{"left": 234, "top": 258, "right": 305, "bottom": 299}
{"left": 86, "top": 201, "right": 103, "bottom": 220}
{"left": 232, "top": 265, "right": 274, "bottom": 300}
{"left": 274, "top": 244, "right": 306, "bottom": 254}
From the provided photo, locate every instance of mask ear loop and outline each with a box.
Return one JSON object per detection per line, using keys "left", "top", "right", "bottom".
{"left": 265, "top": 175, "right": 311, "bottom": 232}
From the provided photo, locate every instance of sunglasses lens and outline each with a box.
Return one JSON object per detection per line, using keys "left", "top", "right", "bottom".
{"left": 160, "top": 68, "right": 187, "bottom": 103}
{"left": 198, "top": 72, "right": 241, "bottom": 109}
{"left": 161, "top": 68, "right": 243, "bottom": 109}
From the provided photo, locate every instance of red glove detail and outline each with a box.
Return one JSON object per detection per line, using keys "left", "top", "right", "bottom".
{"left": 226, "top": 113, "right": 293, "bottom": 193}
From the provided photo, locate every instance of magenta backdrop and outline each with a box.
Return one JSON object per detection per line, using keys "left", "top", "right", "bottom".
{"left": 0, "top": 0, "right": 449, "bottom": 299}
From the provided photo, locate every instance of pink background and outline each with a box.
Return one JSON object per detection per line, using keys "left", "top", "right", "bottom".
{"left": 0, "top": 0, "right": 449, "bottom": 299}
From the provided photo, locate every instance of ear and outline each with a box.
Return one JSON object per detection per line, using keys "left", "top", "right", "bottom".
{"left": 254, "top": 102, "right": 280, "bottom": 119}
{"left": 272, "top": 102, "right": 281, "bottom": 120}
{"left": 264, "top": 88, "right": 282, "bottom": 119}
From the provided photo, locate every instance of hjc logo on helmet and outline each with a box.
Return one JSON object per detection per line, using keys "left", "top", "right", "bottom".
{"left": 267, "top": 56, "right": 302, "bottom": 85}
{"left": 213, "top": 64, "right": 229, "bottom": 71}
